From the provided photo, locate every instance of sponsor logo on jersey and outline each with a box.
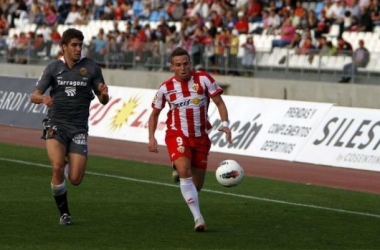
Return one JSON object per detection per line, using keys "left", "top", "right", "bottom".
{"left": 65, "top": 87, "right": 76, "bottom": 97}
{"left": 73, "top": 133, "right": 87, "bottom": 145}
{"left": 79, "top": 67, "right": 88, "bottom": 75}
{"left": 58, "top": 80, "right": 87, "bottom": 86}
{"left": 166, "top": 90, "right": 177, "bottom": 94}
{"left": 177, "top": 146, "right": 185, "bottom": 153}
{"left": 191, "top": 83, "right": 199, "bottom": 92}
{"left": 173, "top": 99, "right": 191, "bottom": 108}
{"left": 193, "top": 97, "right": 200, "bottom": 105}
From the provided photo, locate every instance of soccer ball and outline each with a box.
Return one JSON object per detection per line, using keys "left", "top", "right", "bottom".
{"left": 215, "top": 160, "right": 244, "bottom": 187}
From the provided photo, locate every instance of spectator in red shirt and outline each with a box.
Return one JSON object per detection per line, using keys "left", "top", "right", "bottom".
{"left": 337, "top": 36, "right": 353, "bottom": 55}
{"left": 247, "top": 0, "right": 263, "bottom": 23}
{"left": 294, "top": 0, "right": 305, "bottom": 17}
{"left": 235, "top": 11, "right": 249, "bottom": 34}
{"left": 51, "top": 26, "right": 62, "bottom": 45}
{"left": 113, "top": 1, "right": 127, "bottom": 21}
{"left": 0, "top": 14, "right": 10, "bottom": 35}
{"left": 209, "top": 10, "right": 222, "bottom": 27}
{"left": 296, "top": 37, "right": 315, "bottom": 55}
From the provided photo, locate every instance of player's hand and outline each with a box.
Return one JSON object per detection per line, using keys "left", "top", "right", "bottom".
{"left": 218, "top": 126, "right": 232, "bottom": 144}
{"left": 42, "top": 96, "right": 53, "bottom": 107}
{"left": 148, "top": 138, "right": 159, "bottom": 153}
{"left": 98, "top": 83, "right": 108, "bottom": 95}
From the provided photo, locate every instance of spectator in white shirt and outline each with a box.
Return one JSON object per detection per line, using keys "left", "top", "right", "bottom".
{"left": 64, "top": 5, "right": 82, "bottom": 25}
{"left": 190, "top": 0, "right": 209, "bottom": 19}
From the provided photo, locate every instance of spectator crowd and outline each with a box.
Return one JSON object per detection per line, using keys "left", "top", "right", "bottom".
{"left": 0, "top": 0, "right": 378, "bottom": 77}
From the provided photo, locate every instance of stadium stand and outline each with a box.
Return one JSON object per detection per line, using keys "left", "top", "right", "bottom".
{"left": 0, "top": 0, "right": 379, "bottom": 83}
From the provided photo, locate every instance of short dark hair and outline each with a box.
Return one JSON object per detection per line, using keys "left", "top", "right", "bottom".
{"left": 60, "top": 28, "right": 84, "bottom": 46}
{"left": 170, "top": 47, "right": 190, "bottom": 63}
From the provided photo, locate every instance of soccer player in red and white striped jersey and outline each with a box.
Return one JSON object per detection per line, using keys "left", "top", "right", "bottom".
{"left": 148, "top": 47, "right": 232, "bottom": 232}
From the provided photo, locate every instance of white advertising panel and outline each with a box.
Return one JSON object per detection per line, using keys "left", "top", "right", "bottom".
{"left": 88, "top": 86, "right": 169, "bottom": 144}
{"left": 296, "top": 107, "right": 380, "bottom": 172}
{"left": 88, "top": 86, "right": 333, "bottom": 162}
{"left": 208, "top": 97, "right": 333, "bottom": 161}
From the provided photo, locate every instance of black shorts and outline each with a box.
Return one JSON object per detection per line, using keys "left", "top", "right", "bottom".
{"left": 41, "top": 119, "right": 88, "bottom": 157}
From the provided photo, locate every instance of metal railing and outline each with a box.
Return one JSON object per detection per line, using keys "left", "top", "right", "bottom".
{"left": 1, "top": 43, "right": 378, "bottom": 84}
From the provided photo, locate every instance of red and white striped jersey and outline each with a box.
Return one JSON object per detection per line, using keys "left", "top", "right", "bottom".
{"left": 152, "top": 71, "right": 223, "bottom": 137}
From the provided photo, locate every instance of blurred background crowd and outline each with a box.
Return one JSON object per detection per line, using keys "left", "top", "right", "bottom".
{"left": 0, "top": 0, "right": 378, "bottom": 79}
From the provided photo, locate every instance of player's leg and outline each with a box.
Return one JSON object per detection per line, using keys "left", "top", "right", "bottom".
{"left": 66, "top": 152, "right": 87, "bottom": 186}
{"left": 191, "top": 168, "right": 206, "bottom": 192}
{"left": 191, "top": 135, "right": 211, "bottom": 192}
{"left": 189, "top": 167, "right": 207, "bottom": 232}
{"left": 66, "top": 132, "right": 89, "bottom": 186}
{"left": 171, "top": 163, "right": 180, "bottom": 183}
{"left": 174, "top": 156, "right": 206, "bottom": 231}
{"left": 188, "top": 135, "right": 211, "bottom": 231}
{"left": 188, "top": 153, "right": 209, "bottom": 231}
{"left": 46, "top": 138, "right": 72, "bottom": 225}
{"left": 166, "top": 133, "right": 206, "bottom": 231}
{"left": 173, "top": 156, "right": 192, "bottom": 178}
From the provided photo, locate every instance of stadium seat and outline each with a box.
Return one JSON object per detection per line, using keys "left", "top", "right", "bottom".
{"left": 298, "top": 55, "right": 315, "bottom": 69}
{"left": 249, "top": 22, "right": 262, "bottom": 33}
{"left": 50, "top": 44, "right": 61, "bottom": 57}
{"left": 320, "top": 55, "right": 331, "bottom": 69}
{"left": 238, "top": 34, "right": 247, "bottom": 47}
{"left": 256, "top": 53, "right": 271, "bottom": 67}
{"left": 8, "top": 28, "right": 16, "bottom": 37}
{"left": 309, "top": 55, "right": 321, "bottom": 69}
{"left": 148, "top": 21, "right": 159, "bottom": 30}
{"left": 288, "top": 54, "right": 300, "bottom": 68}
{"left": 118, "top": 21, "right": 126, "bottom": 32}
{"left": 148, "top": 11, "right": 159, "bottom": 22}
{"left": 365, "top": 57, "right": 380, "bottom": 72}
{"left": 157, "top": 11, "right": 169, "bottom": 20}
{"left": 363, "top": 32, "right": 374, "bottom": 41}
{"left": 132, "top": 0, "right": 144, "bottom": 18}
{"left": 259, "top": 35, "right": 273, "bottom": 52}
{"left": 271, "top": 47, "right": 288, "bottom": 65}
{"left": 326, "top": 24, "right": 340, "bottom": 38}
{"left": 57, "top": 25, "right": 66, "bottom": 35}
{"left": 374, "top": 26, "right": 380, "bottom": 34}
{"left": 333, "top": 56, "right": 347, "bottom": 70}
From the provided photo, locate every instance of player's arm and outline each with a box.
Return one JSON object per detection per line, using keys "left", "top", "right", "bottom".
{"left": 96, "top": 83, "right": 109, "bottom": 105}
{"left": 211, "top": 94, "right": 232, "bottom": 143}
{"left": 148, "top": 108, "right": 161, "bottom": 153}
{"left": 30, "top": 66, "right": 53, "bottom": 106}
{"left": 30, "top": 89, "right": 53, "bottom": 107}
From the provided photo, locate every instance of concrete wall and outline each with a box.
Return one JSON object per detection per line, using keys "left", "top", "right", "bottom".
{"left": 2, "top": 63, "right": 380, "bottom": 109}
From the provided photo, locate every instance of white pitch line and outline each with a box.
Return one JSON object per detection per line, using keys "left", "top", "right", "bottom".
{"left": 1, "top": 157, "right": 380, "bottom": 219}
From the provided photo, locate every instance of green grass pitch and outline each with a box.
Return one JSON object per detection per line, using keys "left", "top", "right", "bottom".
{"left": 1, "top": 142, "right": 380, "bottom": 250}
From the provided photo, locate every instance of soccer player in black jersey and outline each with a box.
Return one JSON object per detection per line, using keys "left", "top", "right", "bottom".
{"left": 30, "top": 28, "right": 109, "bottom": 225}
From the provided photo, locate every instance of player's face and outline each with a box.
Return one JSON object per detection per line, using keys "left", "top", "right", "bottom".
{"left": 170, "top": 55, "right": 192, "bottom": 81}
{"left": 63, "top": 38, "right": 83, "bottom": 62}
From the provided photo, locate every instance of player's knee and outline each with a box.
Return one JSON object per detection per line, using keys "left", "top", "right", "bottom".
{"left": 51, "top": 163, "right": 64, "bottom": 175}
{"left": 70, "top": 178, "right": 82, "bottom": 186}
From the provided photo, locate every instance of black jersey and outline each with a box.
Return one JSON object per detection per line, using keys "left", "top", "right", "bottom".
{"left": 36, "top": 56, "right": 104, "bottom": 132}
